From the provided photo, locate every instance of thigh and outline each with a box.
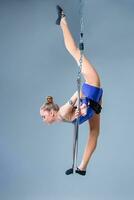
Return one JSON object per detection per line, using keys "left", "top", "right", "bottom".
{"left": 74, "top": 49, "right": 100, "bottom": 86}
{"left": 82, "top": 56, "right": 100, "bottom": 87}
{"left": 89, "top": 98, "right": 102, "bottom": 134}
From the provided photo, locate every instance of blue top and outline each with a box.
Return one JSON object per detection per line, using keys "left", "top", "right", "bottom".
{"left": 72, "top": 83, "right": 103, "bottom": 125}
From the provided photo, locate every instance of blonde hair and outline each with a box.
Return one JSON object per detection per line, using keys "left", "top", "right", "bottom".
{"left": 40, "top": 96, "right": 59, "bottom": 112}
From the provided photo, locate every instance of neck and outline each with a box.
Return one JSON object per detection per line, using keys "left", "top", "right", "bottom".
{"left": 54, "top": 111, "right": 63, "bottom": 122}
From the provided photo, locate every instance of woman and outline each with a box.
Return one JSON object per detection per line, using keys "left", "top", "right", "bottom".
{"left": 40, "top": 5, "right": 103, "bottom": 176}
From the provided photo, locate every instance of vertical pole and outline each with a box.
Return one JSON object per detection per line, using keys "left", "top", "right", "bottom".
{"left": 72, "top": 0, "right": 85, "bottom": 175}
{"left": 72, "top": 56, "right": 82, "bottom": 174}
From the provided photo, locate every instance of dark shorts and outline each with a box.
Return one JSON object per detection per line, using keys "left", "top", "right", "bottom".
{"left": 72, "top": 82, "right": 103, "bottom": 125}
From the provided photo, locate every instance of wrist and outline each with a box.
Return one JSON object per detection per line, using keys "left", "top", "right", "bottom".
{"left": 68, "top": 99, "right": 75, "bottom": 107}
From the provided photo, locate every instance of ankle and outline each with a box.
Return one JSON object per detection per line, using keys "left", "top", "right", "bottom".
{"left": 78, "top": 163, "right": 86, "bottom": 171}
{"left": 60, "top": 17, "right": 67, "bottom": 26}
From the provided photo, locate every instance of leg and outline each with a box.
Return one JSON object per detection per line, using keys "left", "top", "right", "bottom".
{"left": 60, "top": 17, "right": 100, "bottom": 87}
{"left": 78, "top": 113, "right": 100, "bottom": 171}
{"left": 60, "top": 18, "right": 77, "bottom": 58}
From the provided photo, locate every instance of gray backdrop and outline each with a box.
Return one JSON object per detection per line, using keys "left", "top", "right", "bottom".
{"left": 0, "top": 0, "right": 134, "bottom": 200}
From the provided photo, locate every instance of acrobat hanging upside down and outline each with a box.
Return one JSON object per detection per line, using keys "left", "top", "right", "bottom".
{"left": 40, "top": 5, "right": 103, "bottom": 176}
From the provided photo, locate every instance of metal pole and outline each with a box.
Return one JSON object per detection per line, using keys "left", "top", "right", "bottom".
{"left": 72, "top": 0, "right": 85, "bottom": 174}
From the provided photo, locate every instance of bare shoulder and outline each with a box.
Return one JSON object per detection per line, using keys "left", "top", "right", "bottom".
{"left": 60, "top": 102, "right": 72, "bottom": 116}
{"left": 59, "top": 103, "right": 74, "bottom": 121}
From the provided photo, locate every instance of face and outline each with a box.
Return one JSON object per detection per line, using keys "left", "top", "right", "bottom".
{"left": 40, "top": 109, "right": 56, "bottom": 124}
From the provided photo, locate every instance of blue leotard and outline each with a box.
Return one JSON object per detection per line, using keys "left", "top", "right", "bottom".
{"left": 72, "top": 82, "right": 103, "bottom": 125}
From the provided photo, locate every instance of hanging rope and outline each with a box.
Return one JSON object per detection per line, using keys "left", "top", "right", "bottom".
{"left": 72, "top": 0, "right": 85, "bottom": 174}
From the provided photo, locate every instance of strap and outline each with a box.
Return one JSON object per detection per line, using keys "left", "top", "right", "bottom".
{"left": 90, "top": 99, "right": 102, "bottom": 114}
{"left": 81, "top": 97, "right": 102, "bottom": 114}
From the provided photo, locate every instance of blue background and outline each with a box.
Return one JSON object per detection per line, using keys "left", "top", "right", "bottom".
{"left": 0, "top": 0, "right": 134, "bottom": 199}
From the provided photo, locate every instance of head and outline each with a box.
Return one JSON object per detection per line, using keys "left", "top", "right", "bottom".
{"left": 40, "top": 96, "right": 59, "bottom": 124}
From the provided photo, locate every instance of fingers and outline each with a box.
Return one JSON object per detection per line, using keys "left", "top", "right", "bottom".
{"left": 75, "top": 109, "right": 81, "bottom": 118}
{"left": 80, "top": 104, "right": 87, "bottom": 116}
{"left": 80, "top": 104, "right": 86, "bottom": 109}
{"left": 75, "top": 104, "right": 88, "bottom": 118}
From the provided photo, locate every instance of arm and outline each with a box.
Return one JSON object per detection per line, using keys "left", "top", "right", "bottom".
{"left": 59, "top": 91, "right": 78, "bottom": 121}
{"left": 60, "top": 91, "right": 87, "bottom": 120}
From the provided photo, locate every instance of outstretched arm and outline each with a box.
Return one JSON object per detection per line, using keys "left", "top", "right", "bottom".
{"left": 60, "top": 90, "right": 87, "bottom": 121}
{"left": 60, "top": 91, "right": 78, "bottom": 118}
